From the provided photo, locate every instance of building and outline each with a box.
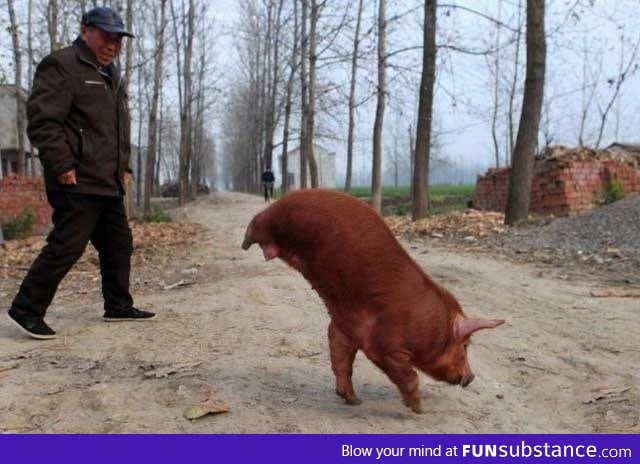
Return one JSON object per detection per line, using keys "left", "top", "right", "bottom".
{"left": 280, "top": 144, "right": 337, "bottom": 189}
{"left": 473, "top": 145, "right": 640, "bottom": 216}
{"left": 0, "top": 84, "right": 39, "bottom": 177}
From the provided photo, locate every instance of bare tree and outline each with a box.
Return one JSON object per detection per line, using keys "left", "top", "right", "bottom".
{"left": 577, "top": 32, "right": 600, "bottom": 146}
{"left": 171, "top": 0, "right": 196, "bottom": 205}
{"left": 371, "top": 0, "right": 386, "bottom": 213}
{"left": 47, "top": 0, "right": 59, "bottom": 51}
{"left": 344, "top": 0, "right": 364, "bottom": 192}
{"left": 594, "top": 32, "right": 640, "bottom": 148}
{"left": 298, "top": 0, "right": 309, "bottom": 188}
{"left": 280, "top": 0, "right": 300, "bottom": 194}
{"left": 507, "top": 0, "right": 524, "bottom": 164}
{"left": 7, "top": 0, "right": 26, "bottom": 175}
{"left": 411, "top": 0, "right": 437, "bottom": 221}
{"left": 505, "top": 0, "right": 546, "bottom": 225}
{"left": 304, "top": 0, "right": 320, "bottom": 188}
{"left": 488, "top": 0, "right": 502, "bottom": 167}
{"left": 261, "top": 0, "right": 284, "bottom": 171}
{"left": 144, "top": 0, "right": 167, "bottom": 214}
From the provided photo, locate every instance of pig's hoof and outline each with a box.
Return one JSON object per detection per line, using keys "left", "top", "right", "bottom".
{"left": 336, "top": 389, "right": 362, "bottom": 405}
{"left": 404, "top": 399, "right": 424, "bottom": 414}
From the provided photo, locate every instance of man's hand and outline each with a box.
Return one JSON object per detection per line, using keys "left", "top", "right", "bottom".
{"left": 124, "top": 171, "right": 133, "bottom": 185}
{"left": 57, "top": 169, "right": 77, "bottom": 185}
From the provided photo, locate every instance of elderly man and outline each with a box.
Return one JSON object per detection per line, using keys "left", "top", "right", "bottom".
{"left": 7, "top": 7, "right": 155, "bottom": 340}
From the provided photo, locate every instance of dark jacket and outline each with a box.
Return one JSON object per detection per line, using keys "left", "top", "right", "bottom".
{"left": 262, "top": 171, "right": 275, "bottom": 184}
{"left": 27, "top": 37, "right": 132, "bottom": 196}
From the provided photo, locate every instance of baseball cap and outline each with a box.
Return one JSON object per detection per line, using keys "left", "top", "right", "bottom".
{"left": 81, "top": 7, "right": 134, "bottom": 38}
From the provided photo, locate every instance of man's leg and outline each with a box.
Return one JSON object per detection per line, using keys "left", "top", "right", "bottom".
{"left": 91, "top": 196, "right": 154, "bottom": 320}
{"left": 9, "top": 192, "right": 102, "bottom": 338}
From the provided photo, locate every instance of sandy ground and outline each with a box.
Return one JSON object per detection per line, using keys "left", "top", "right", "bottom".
{"left": 0, "top": 192, "right": 638, "bottom": 433}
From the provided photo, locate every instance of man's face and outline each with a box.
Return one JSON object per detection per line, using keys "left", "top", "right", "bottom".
{"left": 81, "top": 25, "right": 123, "bottom": 66}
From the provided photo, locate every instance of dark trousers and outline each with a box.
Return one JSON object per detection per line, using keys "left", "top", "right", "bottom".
{"left": 11, "top": 191, "right": 134, "bottom": 320}
{"left": 263, "top": 183, "right": 274, "bottom": 202}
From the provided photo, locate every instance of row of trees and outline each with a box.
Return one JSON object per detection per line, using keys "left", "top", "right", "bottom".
{"left": 3, "top": 0, "right": 219, "bottom": 212}
{"left": 221, "top": 0, "right": 639, "bottom": 224}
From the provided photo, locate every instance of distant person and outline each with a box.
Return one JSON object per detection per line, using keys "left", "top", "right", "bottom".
{"left": 7, "top": 7, "right": 155, "bottom": 341}
{"left": 262, "top": 168, "right": 275, "bottom": 203}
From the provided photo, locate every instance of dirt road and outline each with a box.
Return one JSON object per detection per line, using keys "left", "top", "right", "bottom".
{"left": 1, "top": 192, "right": 638, "bottom": 433}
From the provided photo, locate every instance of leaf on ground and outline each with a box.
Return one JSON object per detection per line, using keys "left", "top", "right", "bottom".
{"left": 183, "top": 399, "right": 230, "bottom": 420}
{"left": 590, "top": 288, "right": 640, "bottom": 298}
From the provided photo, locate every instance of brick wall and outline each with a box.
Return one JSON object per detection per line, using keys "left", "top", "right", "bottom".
{"left": 474, "top": 147, "right": 640, "bottom": 216}
{"left": 0, "top": 174, "right": 52, "bottom": 235}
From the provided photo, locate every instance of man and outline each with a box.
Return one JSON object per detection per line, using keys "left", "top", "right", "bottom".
{"left": 7, "top": 7, "right": 155, "bottom": 340}
{"left": 261, "top": 168, "right": 275, "bottom": 203}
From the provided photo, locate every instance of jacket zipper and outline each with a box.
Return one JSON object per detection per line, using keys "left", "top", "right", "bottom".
{"left": 77, "top": 55, "right": 124, "bottom": 194}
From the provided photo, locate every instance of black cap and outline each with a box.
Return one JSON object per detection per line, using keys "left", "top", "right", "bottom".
{"left": 81, "top": 7, "right": 134, "bottom": 38}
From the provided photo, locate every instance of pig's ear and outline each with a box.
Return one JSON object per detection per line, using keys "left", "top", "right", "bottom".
{"left": 241, "top": 221, "right": 256, "bottom": 250}
{"left": 454, "top": 317, "right": 505, "bottom": 341}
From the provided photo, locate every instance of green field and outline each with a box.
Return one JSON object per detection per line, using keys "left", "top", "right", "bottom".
{"left": 273, "top": 184, "right": 475, "bottom": 215}
{"left": 347, "top": 185, "right": 475, "bottom": 215}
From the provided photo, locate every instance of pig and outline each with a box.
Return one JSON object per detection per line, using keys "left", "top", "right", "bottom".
{"left": 242, "top": 189, "right": 504, "bottom": 413}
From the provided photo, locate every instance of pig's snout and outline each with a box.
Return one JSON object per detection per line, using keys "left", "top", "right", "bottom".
{"left": 460, "top": 373, "right": 475, "bottom": 388}
{"left": 448, "top": 372, "right": 474, "bottom": 387}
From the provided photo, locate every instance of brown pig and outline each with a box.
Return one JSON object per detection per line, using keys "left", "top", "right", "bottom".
{"left": 242, "top": 189, "right": 504, "bottom": 413}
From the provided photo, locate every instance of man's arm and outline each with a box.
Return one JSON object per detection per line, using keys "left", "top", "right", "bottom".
{"left": 27, "top": 55, "right": 75, "bottom": 178}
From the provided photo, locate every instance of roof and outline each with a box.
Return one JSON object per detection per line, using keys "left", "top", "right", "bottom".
{"left": 606, "top": 143, "right": 640, "bottom": 154}
{"left": 285, "top": 143, "right": 336, "bottom": 157}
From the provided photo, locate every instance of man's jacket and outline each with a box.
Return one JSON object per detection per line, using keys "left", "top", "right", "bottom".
{"left": 27, "top": 37, "right": 132, "bottom": 196}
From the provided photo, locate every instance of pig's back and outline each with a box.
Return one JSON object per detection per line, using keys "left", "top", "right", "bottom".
{"left": 271, "top": 189, "right": 426, "bottom": 307}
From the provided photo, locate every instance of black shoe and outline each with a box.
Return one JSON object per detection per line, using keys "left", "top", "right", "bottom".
{"left": 103, "top": 307, "right": 156, "bottom": 322}
{"left": 7, "top": 310, "right": 57, "bottom": 340}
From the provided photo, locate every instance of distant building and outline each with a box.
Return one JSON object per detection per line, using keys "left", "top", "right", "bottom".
{"left": 606, "top": 142, "right": 640, "bottom": 161}
{"left": 280, "top": 144, "right": 337, "bottom": 189}
{"left": 0, "top": 84, "right": 39, "bottom": 177}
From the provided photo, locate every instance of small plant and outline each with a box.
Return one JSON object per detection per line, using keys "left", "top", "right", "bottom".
{"left": 395, "top": 203, "right": 409, "bottom": 215}
{"left": 2, "top": 207, "right": 35, "bottom": 240}
{"left": 140, "top": 206, "right": 173, "bottom": 223}
{"left": 602, "top": 179, "right": 626, "bottom": 205}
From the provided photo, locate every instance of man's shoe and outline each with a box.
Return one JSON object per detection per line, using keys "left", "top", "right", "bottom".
{"left": 103, "top": 307, "right": 156, "bottom": 322}
{"left": 7, "top": 310, "right": 57, "bottom": 340}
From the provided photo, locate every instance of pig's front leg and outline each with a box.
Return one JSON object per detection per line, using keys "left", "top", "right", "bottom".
{"left": 328, "top": 321, "right": 361, "bottom": 405}
{"left": 364, "top": 348, "right": 423, "bottom": 414}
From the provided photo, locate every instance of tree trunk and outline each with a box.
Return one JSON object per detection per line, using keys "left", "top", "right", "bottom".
{"left": 280, "top": 0, "right": 300, "bottom": 194}
{"left": 490, "top": 0, "right": 502, "bottom": 168}
{"left": 507, "top": 0, "right": 523, "bottom": 165}
{"left": 344, "top": 0, "right": 364, "bottom": 192}
{"left": 177, "top": 0, "right": 195, "bottom": 205}
{"left": 411, "top": 0, "right": 437, "bottom": 221}
{"left": 504, "top": 0, "right": 546, "bottom": 225}
{"left": 299, "top": 0, "right": 309, "bottom": 188}
{"left": 305, "top": 0, "right": 320, "bottom": 188}
{"left": 371, "top": 0, "right": 386, "bottom": 213}
{"left": 124, "top": 0, "right": 134, "bottom": 218}
{"left": 262, "top": 0, "right": 284, "bottom": 171}
{"left": 7, "top": 0, "right": 26, "bottom": 176}
{"left": 47, "top": 0, "right": 59, "bottom": 51}
{"left": 27, "top": 0, "right": 36, "bottom": 176}
{"left": 144, "top": 0, "right": 166, "bottom": 215}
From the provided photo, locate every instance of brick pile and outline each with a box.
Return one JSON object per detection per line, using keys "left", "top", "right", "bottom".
{"left": 0, "top": 174, "right": 52, "bottom": 234}
{"left": 473, "top": 146, "right": 640, "bottom": 216}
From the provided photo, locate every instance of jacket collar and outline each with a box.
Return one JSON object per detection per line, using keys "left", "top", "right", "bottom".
{"left": 73, "top": 36, "right": 121, "bottom": 88}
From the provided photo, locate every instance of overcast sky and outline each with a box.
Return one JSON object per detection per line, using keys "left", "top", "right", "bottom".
{"left": 214, "top": 0, "right": 640, "bottom": 185}
{"left": 1, "top": 1, "right": 639, "bottom": 186}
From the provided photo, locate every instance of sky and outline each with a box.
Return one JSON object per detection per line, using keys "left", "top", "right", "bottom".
{"left": 214, "top": 0, "right": 640, "bottom": 186}
{"left": 1, "top": 0, "right": 639, "bottom": 187}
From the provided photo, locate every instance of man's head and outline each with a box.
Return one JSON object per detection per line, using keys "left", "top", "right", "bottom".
{"left": 80, "top": 7, "right": 134, "bottom": 67}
